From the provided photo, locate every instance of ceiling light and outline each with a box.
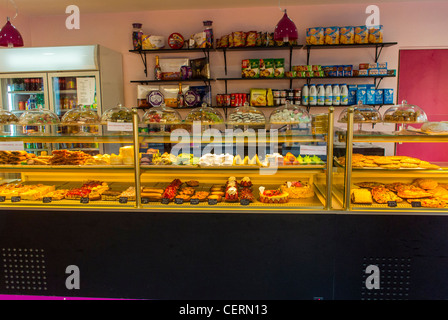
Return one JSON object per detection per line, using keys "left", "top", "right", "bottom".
{"left": 274, "top": 9, "right": 298, "bottom": 43}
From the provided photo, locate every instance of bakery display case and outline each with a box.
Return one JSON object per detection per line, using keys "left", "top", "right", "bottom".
{"left": 335, "top": 106, "right": 448, "bottom": 212}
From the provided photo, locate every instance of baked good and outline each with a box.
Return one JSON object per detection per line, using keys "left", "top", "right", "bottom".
{"left": 207, "top": 194, "right": 222, "bottom": 202}
{"left": 210, "top": 185, "right": 225, "bottom": 192}
{"left": 178, "top": 187, "right": 195, "bottom": 196}
{"left": 101, "top": 190, "right": 121, "bottom": 201}
{"left": 88, "top": 192, "right": 102, "bottom": 201}
{"left": 175, "top": 194, "right": 191, "bottom": 201}
{"left": 421, "top": 122, "right": 448, "bottom": 133}
{"left": 371, "top": 187, "right": 403, "bottom": 204}
{"left": 259, "top": 187, "right": 289, "bottom": 203}
{"left": 239, "top": 187, "right": 255, "bottom": 202}
{"left": 185, "top": 180, "right": 199, "bottom": 187}
{"left": 427, "top": 186, "right": 448, "bottom": 200}
{"left": 396, "top": 185, "right": 432, "bottom": 199}
{"left": 119, "top": 187, "right": 136, "bottom": 201}
{"left": 240, "top": 177, "right": 252, "bottom": 187}
{"left": 191, "top": 191, "right": 209, "bottom": 201}
{"left": 210, "top": 191, "right": 225, "bottom": 196}
{"left": 355, "top": 182, "right": 385, "bottom": 189}
{"left": 225, "top": 186, "right": 239, "bottom": 202}
{"left": 385, "top": 182, "right": 408, "bottom": 192}
{"left": 413, "top": 178, "right": 438, "bottom": 190}
{"left": 280, "top": 181, "right": 315, "bottom": 198}
{"left": 406, "top": 198, "right": 447, "bottom": 208}
{"left": 142, "top": 187, "right": 164, "bottom": 194}
{"left": 351, "top": 189, "right": 373, "bottom": 204}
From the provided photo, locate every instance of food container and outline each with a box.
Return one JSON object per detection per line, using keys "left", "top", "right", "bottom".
{"left": 0, "top": 110, "right": 19, "bottom": 125}
{"left": 18, "top": 107, "right": 60, "bottom": 135}
{"left": 142, "top": 104, "right": 182, "bottom": 125}
{"left": 338, "top": 102, "right": 382, "bottom": 124}
{"left": 311, "top": 113, "right": 329, "bottom": 135}
{"left": 227, "top": 103, "right": 266, "bottom": 127}
{"left": 383, "top": 100, "right": 428, "bottom": 131}
{"left": 269, "top": 101, "right": 311, "bottom": 125}
{"left": 101, "top": 104, "right": 134, "bottom": 124}
{"left": 185, "top": 103, "right": 224, "bottom": 125}
{"left": 168, "top": 33, "right": 184, "bottom": 50}
{"left": 61, "top": 106, "right": 100, "bottom": 135}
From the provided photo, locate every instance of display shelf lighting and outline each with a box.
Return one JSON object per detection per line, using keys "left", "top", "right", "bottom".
{"left": 273, "top": 0, "right": 298, "bottom": 43}
{"left": 0, "top": 0, "right": 24, "bottom": 48}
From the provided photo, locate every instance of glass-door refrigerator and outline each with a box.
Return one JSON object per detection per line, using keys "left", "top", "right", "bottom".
{"left": 0, "top": 73, "right": 51, "bottom": 155}
{"left": 48, "top": 71, "right": 102, "bottom": 155}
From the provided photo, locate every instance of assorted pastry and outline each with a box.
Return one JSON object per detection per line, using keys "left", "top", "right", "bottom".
{"left": 337, "top": 154, "right": 440, "bottom": 170}
{"left": 352, "top": 178, "right": 448, "bottom": 208}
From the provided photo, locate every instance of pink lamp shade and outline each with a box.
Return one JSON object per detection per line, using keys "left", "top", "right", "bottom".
{"left": 0, "top": 18, "right": 24, "bottom": 48}
{"left": 274, "top": 10, "right": 298, "bottom": 43}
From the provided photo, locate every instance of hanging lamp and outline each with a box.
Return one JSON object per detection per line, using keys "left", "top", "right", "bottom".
{"left": 0, "top": 0, "right": 24, "bottom": 48}
{"left": 273, "top": 1, "right": 298, "bottom": 44}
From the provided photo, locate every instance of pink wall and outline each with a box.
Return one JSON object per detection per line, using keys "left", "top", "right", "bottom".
{"left": 8, "top": 1, "right": 448, "bottom": 127}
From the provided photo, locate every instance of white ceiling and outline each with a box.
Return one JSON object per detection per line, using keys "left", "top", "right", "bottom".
{"left": 0, "top": 0, "right": 440, "bottom": 16}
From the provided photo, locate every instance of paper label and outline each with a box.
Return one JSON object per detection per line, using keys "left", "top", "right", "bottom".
{"left": 300, "top": 145, "right": 327, "bottom": 155}
{"left": 0, "top": 141, "right": 24, "bottom": 151}
{"left": 76, "top": 77, "right": 96, "bottom": 106}
{"left": 107, "top": 122, "right": 133, "bottom": 132}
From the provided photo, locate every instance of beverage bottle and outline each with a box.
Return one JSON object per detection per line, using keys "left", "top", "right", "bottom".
{"left": 301, "top": 84, "right": 309, "bottom": 106}
{"left": 154, "top": 55, "right": 162, "bottom": 81}
{"left": 132, "top": 23, "right": 143, "bottom": 50}
{"left": 309, "top": 84, "right": 317, "bottom": 105}
{"left": 177, "top": 83, "right": 184, "bottom": 107}
{"left": 325, "top": 84, "right": 333, "bottom": 106}
{"left": 317, "top": 84, "right": 325, "bottom": 105}
{"left": 340, "top": 84, "right": 349, "bottom": 105}
{"left": 333, "top": 84, "right": 340, "bottom": 106}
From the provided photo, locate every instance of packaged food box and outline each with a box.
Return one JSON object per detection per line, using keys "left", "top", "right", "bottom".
{"left": 337, "top": 65, "right": 344, "bottom": 77}
{"left": 242, "top": 59, "right": 260, "bottom": 78}
{"left": 348, "top": 85, "right": 358, "bottom": 105}
{"left": 260, "top": 59, "right": 275, "bottom": 78}
{"left": 358, "top": 69, "right": 368, "bottom": 76}
{"left": 324, "top": 26, "right": 340, "bottom": 45}
{"left": 368, "top": 68, "right": 379, "bottom": 76}
{"left": 343, "top": 65, "right": 353, "bottom": 77}
{"left": 161, "top": 85, "right": 190, "bottom": 108}
{"left": 296, "top": 71, "right": 306, "bottom": 78}
{"left": 339, "top": 26, "right": 355, "bottom": 44}
{"left": 375, "top": 89, "right": 384, "bottom": 104}
{"left": 368, "top": 25, "right": 383, "bottom": 43}
{"left": 387, "top": 69, "right": 396, "bottom": 76}
{"left": 354, "top": 26, "right": 369, "bottom": 44}
{"left": 250, "top": 88, "right": 267, "bottom": 106}
{"left": 383, "top": 89, "right": 394, "bottom": 104}
{"left": 366, "top": 88, "right": 376, "bottom": 105}
{"left": 378, "top": 68, "right": 388, "bottom": 75}
{"left": 359, "top": 63, "right": 370, "bottom": 70}
{"left": 305, "top": 71, "right": 314, "bottom": 77}
{"left": 377, "top": 62, "right": 388, "bottom": 69}
{"left": 368, "top": 63, "right": 378, "bottom": 69}
{"left": 312, "top": 65, "right": 322, "bottom": 71}
{"left": 160, "top": 58, "right": 189, "bottom": 80}
{"left": 356, "top": 85, "right": 367, "bottom": 104}
{"left": 306, "top": 27, "right": 324, "bottom": 45}
{"left": 274, "top": 58, "right": 285, "bottom": 78}
{"left": 314, "top": 71, "right": 325, "bottom": 77}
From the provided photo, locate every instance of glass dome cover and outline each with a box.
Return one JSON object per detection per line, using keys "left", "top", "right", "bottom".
{"left": 0, "top": 109, "right": 19, "bottom": 125}
{"left": 18, "top": 107, "right": 60, "bottom": 125}
{"left": 227, "top": 102, "right": 266, "bottom": 125}
{"left": 269, "top": 100, "right": 311, "bottom": 124}
{"left": 338, "top": 101, "right": 382, "bottom": 123}
{"left": 61, "top": 105, "right": 100, "bottom": 125}
{"left": 142, "top": 104, "right": 182, "bottom": 124}
{"left": 383, "top": 100, "right": 427, "bottom": 123}
{"left": 185, "top": 103, "right": 224, "bottom": 125}
{"left": 101, "top": 104, "right": 135, "bottom": 124}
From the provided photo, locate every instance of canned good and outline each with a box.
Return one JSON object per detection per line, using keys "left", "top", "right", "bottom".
{"left": 216, "top": 94, "right": 223, "bottom": 107}
{"left": 287, "top": 89, "right": 294, "bottom": 98}
{"left": 273, "top": 89, "right": 281, "bottom": 98}
{"left": 274, "top": 98, "right": 281, "bottom": 106}
{"left": 224, "top": 94, "right": 231, "bottom": 106}
{"left": 294, "top": 89, "right": 302, "bottom": 97}
{"left": 280, "top": 98, "right": 286, "bottom": 105}
{"left": 280, "top": 90, "right": 287, "bottom": 98}
{"left": 230, "top": 93, "right": 237, "bottom": 107}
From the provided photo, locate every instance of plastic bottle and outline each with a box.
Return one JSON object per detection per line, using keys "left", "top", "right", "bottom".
{"left": 301, "top": 84, "right": 309, "bottom": 106}
{"left": 325, "top": 84, "right": 333, "bottom": 106}
{"left": 340, "top": 84, "right": 349, "bottom": 105}
{"left": 333, "top": 84, "right": 340, "bottom": 106}
{"left": 309, "top": 84, "right": 317, "bottom": 105}
{"left": 317, "top": 84, "right": 325, "bottom": 106}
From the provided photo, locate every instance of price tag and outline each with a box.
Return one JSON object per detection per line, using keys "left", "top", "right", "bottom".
{"left": 190, "top": 198, "right": 200, "bottom": 205}
{"left": 0, "top": 141, "right": 24, "bottom": 151}
{"left": 107, "top": 121, "right": 133, "bottom": 132}
{"left": 0, "top": 196, "right": 5, "bottom": 202}
{"left": 240, "top": 199, "right": 251, "bottom": 206}
{"left": 42, "top": 197, "right": 52, "bottom": 204}
{"left": 11, "top": 196, "right": 21, "bottom": 203}
{"left": 411, "top": 201, "right": 422, "bottom": 208}
{"left": 80, "top": 197, "right": 89, "bottom": 204}
{"left": 387, "top": 201, "right": 397, "bottom": 207}
{"left": 208, "top": 198, "right": 218, "bottom": 205}
{"left": 161, "top": 198, "right": 171, "bottom": 205}
{"left": 141, "top": 197, "right": 150, "bottom": 204}
{"left": 119, "top": 197, "right": 128, "bottom": 204}
{"left": 174, "top": 198, "right": 184, "bottom": 204}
